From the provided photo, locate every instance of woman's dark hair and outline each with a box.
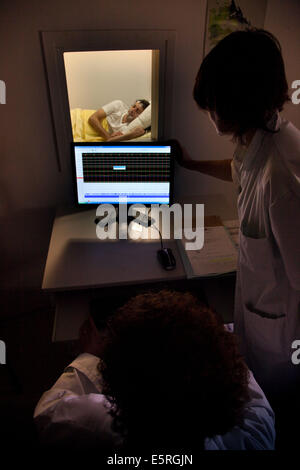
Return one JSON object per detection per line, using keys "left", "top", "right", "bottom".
{"left": 193, "top": 28, "right": 289, "bottom": 142}
{"left": 99, "top": 290, "right": 249, "bottom": 452}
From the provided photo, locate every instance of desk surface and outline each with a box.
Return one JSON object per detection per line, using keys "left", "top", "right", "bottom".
{"left": 43, "top": 207, "right": 231, "bottom": 341}
{"left": 42, "top": 207, "right": 190, "bottom": 291}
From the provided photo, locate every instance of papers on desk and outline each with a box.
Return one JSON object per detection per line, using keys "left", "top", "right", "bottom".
{"left": 223, "top": 219, "right": 240, "bottom": 248}
{"left": 177, "top": 225, "right": 238, "bottom": 278}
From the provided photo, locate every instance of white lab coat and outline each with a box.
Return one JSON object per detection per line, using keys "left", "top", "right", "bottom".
{"left": 34, "top": 353, "right": 275, "bottom": 450}
{"left": 232, "top": 113, "right": 300, "bottom": 396}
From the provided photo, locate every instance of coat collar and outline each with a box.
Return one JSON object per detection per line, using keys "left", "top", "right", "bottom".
{"left": 241, "top": 112, "right": 281, "bottom": 170}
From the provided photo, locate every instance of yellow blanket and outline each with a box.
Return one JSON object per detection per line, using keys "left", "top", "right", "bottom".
{"left": 70, "top": 108, "right": 109, "bottom": 142}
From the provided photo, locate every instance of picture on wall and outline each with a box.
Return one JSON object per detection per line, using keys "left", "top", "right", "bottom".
{"left": 203, "top": 0, "right": 268, "bottom": 56}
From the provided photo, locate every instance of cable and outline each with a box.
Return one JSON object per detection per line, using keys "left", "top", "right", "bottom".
{"left": 152, "top": 223, "right": 164, "bottom": 250}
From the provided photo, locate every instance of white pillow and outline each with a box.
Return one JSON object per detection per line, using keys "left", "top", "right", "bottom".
{"left": 125, "top": 104, "right": 151, "bottom": 132}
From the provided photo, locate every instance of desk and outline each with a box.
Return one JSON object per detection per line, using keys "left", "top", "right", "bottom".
{"left": 42, "top": 207, "right": 186, "bottom": 291}
{"left": 43, "top": 207, "right": 188, "bottom": 340}
{"left": 43, "top": 207, "right": 235, "bottom": 340}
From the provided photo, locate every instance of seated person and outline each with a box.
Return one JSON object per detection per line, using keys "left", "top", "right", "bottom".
{"left": 33, "top": 290, "right": 275, "bottom": 451}
{"left": 71, "top": 99, "right": 150, "bottom": 143}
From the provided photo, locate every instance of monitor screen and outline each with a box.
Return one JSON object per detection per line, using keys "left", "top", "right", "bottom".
{"left": 72, "top": 142, "right": 173, "bottom": 205}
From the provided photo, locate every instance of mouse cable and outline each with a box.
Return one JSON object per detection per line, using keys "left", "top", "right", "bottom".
{"left": 145, "top": 207, "right": 164, "bottom": 250}
{"left": 152, "top": 223, "right": 164, "bottom": 250}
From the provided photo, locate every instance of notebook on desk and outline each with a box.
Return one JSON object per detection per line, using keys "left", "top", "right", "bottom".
{"left": 176, "top": 217, "right": 238, "bottom": 278}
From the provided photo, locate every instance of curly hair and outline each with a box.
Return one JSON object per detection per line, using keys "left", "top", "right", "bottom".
{"left": 99, "top": 290, "right": 249, "bottom": 452}
{"left": 193, "top": 28, "right": 289, "bottom": 143}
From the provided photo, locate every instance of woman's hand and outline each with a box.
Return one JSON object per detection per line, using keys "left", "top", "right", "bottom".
{"left": 167, "top": 140, "right": 233, "bottom": 180}
{"left": 168, "top": 139, "right": 196, "bottom": 170}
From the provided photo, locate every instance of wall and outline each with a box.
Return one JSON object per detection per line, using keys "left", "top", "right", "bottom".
{"left": 264, "top": 0, "right": 300, "bottom": 127}
{"left": 0, "top": 0, "right": 299, "bottom": 297}
{"left": 64, "top": 50, "right": 152, "bottom": 110}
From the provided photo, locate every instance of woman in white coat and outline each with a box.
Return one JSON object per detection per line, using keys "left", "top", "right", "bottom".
{"left": 177, "top": 29, "right": 300, "bottom": 403}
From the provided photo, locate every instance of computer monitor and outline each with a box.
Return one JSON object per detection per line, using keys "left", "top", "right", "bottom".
{"left": 72, "top": 142, "right": 174, "bottom": 206}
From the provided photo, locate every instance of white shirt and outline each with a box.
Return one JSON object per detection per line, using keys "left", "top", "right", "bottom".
{"left": 102, "top": 100, "right": 130, "bottom": 134}
{"left": 232, "top": 113, "right": 300, "bottom": 395}
{"left": 34, "top": 352, "right": 275, "bottom": 450}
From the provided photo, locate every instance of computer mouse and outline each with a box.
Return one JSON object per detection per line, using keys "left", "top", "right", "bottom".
{"left": 157, "top": 248, "right": 176, "bottom": 270}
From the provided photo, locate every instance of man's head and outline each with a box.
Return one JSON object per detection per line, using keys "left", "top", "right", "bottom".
{"left": 126, "top": 99, "right": 150, "bottom": 122}
{"left": 193, "top": 28, "right": 289, "bottom": 142}
{"left": 100, "top": 290, "right": 249, "bottom": 451}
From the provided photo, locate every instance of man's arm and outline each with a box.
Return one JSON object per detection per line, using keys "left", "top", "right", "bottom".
{"left": 88, "top": 109, "right": 111, "bottom": 140}
{"left": 172, "top": 140, "right": 233, "bottom": 182}
{"left": 107, "top": 125, "right": 145, "bottom": 142}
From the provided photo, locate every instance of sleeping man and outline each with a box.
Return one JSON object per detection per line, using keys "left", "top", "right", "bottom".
{"left": 70, "top": 99, "right": 150, "bottom": 142}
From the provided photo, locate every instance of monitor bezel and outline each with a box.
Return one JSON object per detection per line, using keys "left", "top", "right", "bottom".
{"left": 71, "top": 141, "right": 175, "bottom": 209}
